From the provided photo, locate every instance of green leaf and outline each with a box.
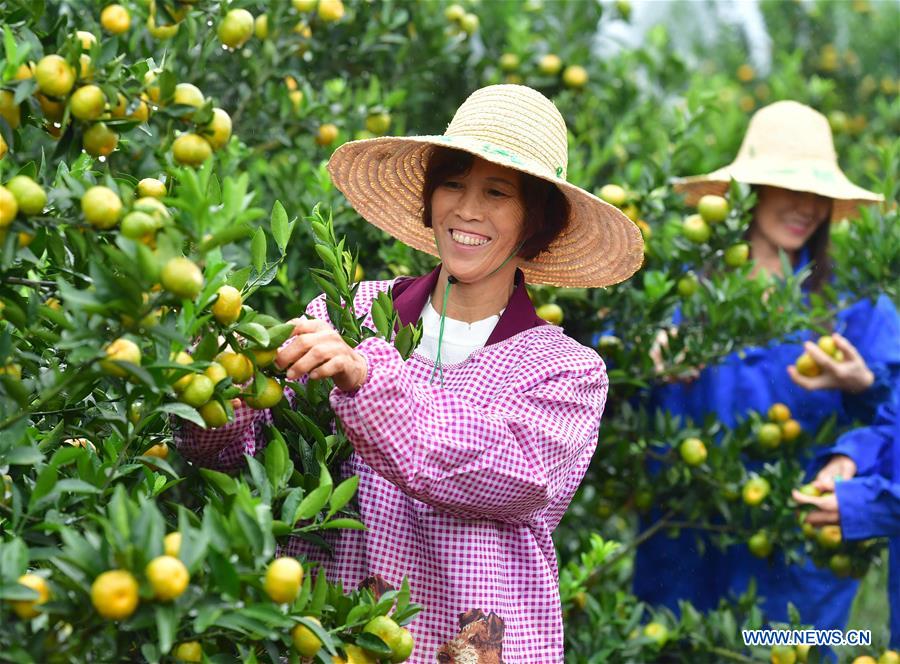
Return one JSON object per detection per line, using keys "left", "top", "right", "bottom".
{"left": 318, "top": 462, "right": 333, "bottom": 491}
{"left": 309, "top": 568, "right": 328, "bottom": 613}
{"left": 327, "top": 475, "right": 359, "bottom": 517}
{"left": 266, "top": 323, "right": 295, "bottom": 349}
{"left": 52, "top": 479, "right": 101, "bottom": 495}
{"left": 321, "top": 518, "right": 367, "bottom": 531}
{"left": 108, "top": 484, "right": 131, "bottom": 542}
{"left": 0, "top": 538, "right": 29, "bottom": 582}
{"left": 355, "top": 633, "right": 392, "bottom": 657}
{"left": 228, "top": 266, "right": 253, "bottom": 290}
{"left": 246, "top": 455, "right": 272, "bottom": 504}
{"left": 28, "top": 465, "right": 58, "bottom": 510}
{"left": 314, "top": 244, "right": 337, "bottom": 271}
{"left": 370, "top": 297, "right": 390, "bottom": 337}
{"left": 200, "top": 469, "right": 239, "bottom": 496}
{"left": 280, "top": 487, "right": 303, "bottom": 524}
{"left": 206, "top": 549, "right": 241, "bottom": 598}
{"left": 0, "top": 581, "right": 41, "bottom": 601}
{"left": 236, "top": 322, "right": 270, "bottom": 349}
{"left": 200, "top": 222, "right": 254, "bottom": 251}
{"left": 4, "top": 446, "right": 43, "bottom": 465}
{"left": 294, "top": 484, "right": 331, "bottom": 521}
{"left": 263, "top": 431, "right": 290, "bottom": 492}
{"left": 270, "top": 201, "right": 293, "bottom": 253}
{"left": 155, "top": 604, "right": 177, "bottom": 654}
{"left": 158, "top": 403, "right": 206, "bottom": 428}
{"left": 193, "top": 604, "right": 224, "bottom": 633}
{"left": 251, "top": 227, "right": 267, "bottom": 273}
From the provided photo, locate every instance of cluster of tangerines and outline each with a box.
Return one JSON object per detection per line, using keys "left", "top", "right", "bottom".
{"left": 0, "top": 24, "right": 232, "bottom": 168}
{"left": 755, "top": 402, "right": 803, "bottom": 451}
{"left": 793, "top": 334, "right": 845, "bottom": 379}
{"left": 282, "top": 72, "right": 391, "bottom": 149}
{"left": 0, "top": 170, "right": 173, "bottom": 252}
{"left": 682, "top": 194, "right": 751, "bottom": 268}
{"left": 496, "top": 50, "right": 589, "bottom": 90}
{"left": 102, "top": 273, "right": 287, "bottom": 428}
{"left": 849, "top": 651, "right": 900, "bottom": 664}
{"left": 597, "top": 183, "right": 648, "bottom": 235}
{"left": 8, "top": 546, "right": 411, "bottom": 662}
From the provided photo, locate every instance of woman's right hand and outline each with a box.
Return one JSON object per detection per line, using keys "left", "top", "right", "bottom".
{"left": 810, "top": 454, "right": 857, "bottom": 494}
{"left": 787, "top": 333, "right": 875, "bottom": 394}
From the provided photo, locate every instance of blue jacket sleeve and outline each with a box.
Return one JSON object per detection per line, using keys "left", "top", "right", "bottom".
{"left": 837, "top": 476, "right": 900, "bottom": 540}
{"left": 839, "top": 294, "right": 900, "bottom": 423}
{"left": 824, "top": 418, "right": 894, "bottom": 477}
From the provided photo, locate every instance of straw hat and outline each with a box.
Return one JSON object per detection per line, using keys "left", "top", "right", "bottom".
{"left": 673, "top": 100, "right": 882, "bottom": 221}
{"left": 326, "top": 84, "right": 644, "bottom": 288}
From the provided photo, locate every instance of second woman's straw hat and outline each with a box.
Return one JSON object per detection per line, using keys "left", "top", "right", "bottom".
{"left": 326, "top": 84, "right": 644, "bottom": 288}
{"left": 674, "top": 100, "right": 883, "bottom": 221}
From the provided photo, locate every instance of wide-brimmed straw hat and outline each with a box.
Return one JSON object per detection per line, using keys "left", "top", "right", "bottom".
{"left": 326, "top": 84, "right": 644, "bottom": 288}
{"left": 673, "top": 100, "right": 883, "bottom": 221}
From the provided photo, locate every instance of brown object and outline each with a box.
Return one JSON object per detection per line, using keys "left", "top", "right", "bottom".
{"left": 674, "top": 100, "right": 882, "bottom": 221}
{"left": 437, "top": 609, "right": 506, "bottom": 663}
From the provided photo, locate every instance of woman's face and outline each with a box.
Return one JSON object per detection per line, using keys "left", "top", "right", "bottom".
{"left": 753, "top": 185, "right": 832, "bottom": 252}
{"left": 430, "top": 157, "right": 527, "bottom": 283}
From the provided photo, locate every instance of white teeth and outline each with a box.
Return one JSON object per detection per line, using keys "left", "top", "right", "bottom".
{"left": 451, "top": 230, "right": 489, "bottom": 246}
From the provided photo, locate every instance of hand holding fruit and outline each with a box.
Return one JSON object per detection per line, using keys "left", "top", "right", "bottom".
{"left": 792, "top": 485, "right": 840, "bottom": 527}
{"left": 788, "top": 333, "right": 874, "bottom": 393}
{"left": 275, "top": 317, "right": 368, "bottom": 392}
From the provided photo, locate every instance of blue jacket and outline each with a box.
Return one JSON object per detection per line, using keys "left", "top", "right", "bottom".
{"left": 631, "top": 294, "right": 900, "bottom": 634}
{"left": 822, "top": 403, "right": 900, "bottom": 648}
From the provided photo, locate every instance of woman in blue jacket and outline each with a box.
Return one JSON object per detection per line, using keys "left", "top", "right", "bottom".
{"left": 795, "top": 402, "right": 900, "bottom": 649}
{"left": 633, "top": 101, "right": 900, "bottom": 633}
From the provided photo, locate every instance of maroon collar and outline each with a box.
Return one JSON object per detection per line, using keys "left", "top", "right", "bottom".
{"left": 391, "top": 264, "right": 547, "bottom": 347}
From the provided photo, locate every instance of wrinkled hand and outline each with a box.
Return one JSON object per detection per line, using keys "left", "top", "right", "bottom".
{"left": 792, "top": 488, "right": 840, "bottom": 526}
{"left": 789, "top": 454, "right": 857, "bottom": 526}
{"left": 274, "top": 317, "right": 368, "bottom": 392}
{"left": 811, "top": 454, "right": 857, "bottom": 493}
{"left": 787, "top": 333, "right": 874, "bottom": 393}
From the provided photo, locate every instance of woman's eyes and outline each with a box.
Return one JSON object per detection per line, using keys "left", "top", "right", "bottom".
{"left": 440, "top": 181, "right": 509, "bottom": 197}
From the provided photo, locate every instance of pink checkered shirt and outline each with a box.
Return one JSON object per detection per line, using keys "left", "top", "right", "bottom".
{"left": 174, "top": 266, "right": 608, "bottom": 662}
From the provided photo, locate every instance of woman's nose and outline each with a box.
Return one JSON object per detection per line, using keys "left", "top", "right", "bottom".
{"left": 795, "top": 191, "right": 819, "bottom": 215}
{"left": 456, "top": 187, "right": 484, "bottom": 220}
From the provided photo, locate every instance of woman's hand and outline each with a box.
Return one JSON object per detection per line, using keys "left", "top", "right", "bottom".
{"left": 790, "top": 454, "right": 856, "bottom": 526}
{"left": 791, "top": 488, "right": 840, "bottom": 526}
{"left": 787, "top": 333, "right": 874, "bottom": 393}
{"left": 810, "top": 454, "right": 858, "bottom": 493}
{"left": 274, "top": 317, "right": 368, "bottom": 392}
{"left": 649, "top": 328, "right": 702, "bottom": 384}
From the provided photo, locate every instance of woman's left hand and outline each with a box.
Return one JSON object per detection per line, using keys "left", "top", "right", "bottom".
{"left": 791, "top": 488, "right": 841, "bottom": 526}
{"left": 787, "top": 333, "right": 874, "bottom": 393}
{"left": 275, "top": 317, "right": 368, "bottom": 392}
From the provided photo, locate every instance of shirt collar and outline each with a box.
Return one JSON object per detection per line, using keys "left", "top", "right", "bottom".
{"left": 391, "top": 264, "right": 547, "bottom": 347}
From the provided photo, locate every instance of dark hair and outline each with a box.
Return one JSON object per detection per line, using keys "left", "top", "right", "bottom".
{"left": 421, "top": 146, "right": 570, "bottom": 261}
{"left": 748, "top": 186, "right": 833, "bottom": 293}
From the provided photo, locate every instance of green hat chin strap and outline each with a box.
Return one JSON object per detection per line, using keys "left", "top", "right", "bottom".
{"left": 428, "top": 238, "right": 527, "bottom": 386}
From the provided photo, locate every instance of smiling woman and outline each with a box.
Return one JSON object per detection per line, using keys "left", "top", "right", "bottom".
{"left": 175, "top": 84, "right": 644, "bottom": 662}
{"left": 422, "top": 145, "right": 570, "bottom": 262}
{"left": 636, "top": 99, "right": 900, "bottom": 644}
{"left": 417, "top": 147, "right": 571, "bottom": 324}
{"left": 749, "top": 185, "right": 833, "bottom": 292}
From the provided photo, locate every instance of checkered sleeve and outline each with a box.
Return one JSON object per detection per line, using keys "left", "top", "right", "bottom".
{"left": 172, "top": 293, "right": 333, "bottom": 471}
{"left": 330, "top": 335, "right": 608, "bottom": 523}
